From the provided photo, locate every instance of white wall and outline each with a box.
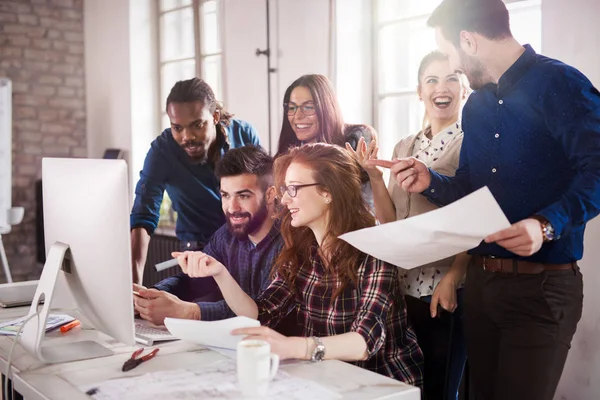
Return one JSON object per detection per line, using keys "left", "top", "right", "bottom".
{"left": 543, "top": 0, "right": 600, "bottom": 398}
{"left": 335, "top": 0, "right": 373, "bottom": 125}
{"left": 85, "top": 0, "right": 159, "bottom": 190}
{"left": 84, "top": 0, "right": 132, "bottom": 162}
{"left": 129, "top": 1, "right": 160, "bottom": 192}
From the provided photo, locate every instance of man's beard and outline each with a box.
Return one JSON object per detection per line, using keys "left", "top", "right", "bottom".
{"left": 181, "top": 141, "right": 209, "bottom": 163}
{"left": 458, "top": 50, "right": 489, "bottom": 90}
{"left": 226, "top": 198, "right": 269, "bottom": 240}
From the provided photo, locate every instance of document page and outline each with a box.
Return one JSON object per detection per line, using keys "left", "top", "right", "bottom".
{"left": 339, "top": 187, "right": 511, "bottom": 269}
{"left": 164, "top": 316, "right": 260, "bottom": 350}
{"left": 81, "top": 360, "right": 342, "bottom": 400}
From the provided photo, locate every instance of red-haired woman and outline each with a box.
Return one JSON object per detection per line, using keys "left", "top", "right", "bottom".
{"left": 176, "top": 143, "right": 423, "bottom": 387}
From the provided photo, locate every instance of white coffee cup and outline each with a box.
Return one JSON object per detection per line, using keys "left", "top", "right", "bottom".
{"left": 237, "top": 339, "right": 280, "bottom": 397}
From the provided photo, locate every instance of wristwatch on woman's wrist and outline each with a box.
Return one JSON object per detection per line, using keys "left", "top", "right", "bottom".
{"left": 310, "top": 336, "right": 325, "bottom": 362}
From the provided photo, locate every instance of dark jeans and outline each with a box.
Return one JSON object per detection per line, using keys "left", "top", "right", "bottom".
{"left": 406, "top": 290, "right": 467, "bottom": 400}
{"left": 463, "top": 263, "right": 583, "bottom": 400}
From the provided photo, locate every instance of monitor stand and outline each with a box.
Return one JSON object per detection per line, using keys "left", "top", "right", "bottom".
{"left": 20, "top": 242, "right": 114, "bottom": 364}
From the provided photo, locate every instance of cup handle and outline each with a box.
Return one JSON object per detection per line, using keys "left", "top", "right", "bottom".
{"left": 269, "top": 354, "right": 279, "bottom": 380}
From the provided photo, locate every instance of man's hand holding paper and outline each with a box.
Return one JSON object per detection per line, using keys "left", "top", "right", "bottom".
{"left": 339, "top": 187, "right": 511, "bottom": 268}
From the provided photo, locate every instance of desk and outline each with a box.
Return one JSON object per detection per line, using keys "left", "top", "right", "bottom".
{"left": 0, "top": 308, "right": 420, "bottom": 400}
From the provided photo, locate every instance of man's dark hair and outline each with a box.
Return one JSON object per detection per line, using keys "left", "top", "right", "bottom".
{"left": 166, "top": 77, "right": 233, "bottom": 126}
{"left": 215, "top": 146, "right": 274, "bottom": 189}
{"left": 427, "top": 0, "right": 512, "bottom": 47}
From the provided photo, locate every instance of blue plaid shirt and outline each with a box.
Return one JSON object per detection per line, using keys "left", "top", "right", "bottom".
{"left": 154, "top": 222, "right": 283, "bottom": 320}
{"left": 426, "top": 45, "right": 600, "bottom": 263}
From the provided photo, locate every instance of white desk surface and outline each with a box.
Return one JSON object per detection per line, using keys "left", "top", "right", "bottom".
{"left": 0, "top": 307, "right": 420, "bottom": 400}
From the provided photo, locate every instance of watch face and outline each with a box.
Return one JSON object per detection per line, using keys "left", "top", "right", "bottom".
{"left": 315, "top": 348, "right": 325, "bottom": 361}
{"left": 544, "top": 223, "right": 555, "bottom": 241}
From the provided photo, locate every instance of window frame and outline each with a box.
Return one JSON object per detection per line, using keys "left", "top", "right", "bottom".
{"left": 372, "top": 0, "right": 542, "bottom": 151}
{"left": 157, "top": 0, "right": 226, "bottom": 125}
{"left": 155, "top": 0, "right": 225, "bottom": 228}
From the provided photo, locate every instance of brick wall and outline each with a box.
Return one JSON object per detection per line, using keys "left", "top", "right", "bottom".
{"left": 0, "top": 0, "right": 86, "bottom": 282}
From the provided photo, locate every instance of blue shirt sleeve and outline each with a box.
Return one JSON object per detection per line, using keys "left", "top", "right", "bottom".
{"left": 130, "top": 143, "right": 168, "bottom": 234}
{"left": 152, "top": 233, "right": 220, "bottom": 296}
{"left": 192, "top": 229, "right": 238, "bottom": 321}
{"left": 245, "top": 122, "right": 261, "bottom": 147}
{"left": 424, "top": 131, "right": 472, "bottom": 206}
{"left": 536, "top": 66, "right": 600, "bottom": 237}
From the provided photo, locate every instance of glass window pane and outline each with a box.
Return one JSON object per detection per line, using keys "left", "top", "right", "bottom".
{"left": 378, "top": 0, "right": 440, "bottom": 22}
{"left": 378, "top": 95, "right": 424, "bottom": 160}
{"left": 161, "top": 59, "right": 197, "bottom": 110}
{"left": 378, "top": 19, "right": 436, "bottom": 94}
{"left": 203, "top": 55, "right": 222, "bottom": 100}
{"left": 508, "top": 7, "right": 542, "bottom": 52}
{"left": 201, "top": 1, "right": 221, "bottom": 54}
{"left": 160, "top": 7, "right": 195, "bottom": 61}
{"left": 160, "top": 0, "right": 192, "bottom": 12}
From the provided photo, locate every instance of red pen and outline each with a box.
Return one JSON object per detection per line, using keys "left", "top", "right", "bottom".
{"left": 60, "top": 319, "right": 81, "bottom": 333}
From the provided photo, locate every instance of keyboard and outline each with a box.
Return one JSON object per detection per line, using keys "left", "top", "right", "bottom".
{"left": 134, "top": 320, "right": 179, "bottom": 346}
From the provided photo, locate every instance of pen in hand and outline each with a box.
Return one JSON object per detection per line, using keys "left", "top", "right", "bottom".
{"left": 60, "top": 319, "right": 81, "bottom": 333}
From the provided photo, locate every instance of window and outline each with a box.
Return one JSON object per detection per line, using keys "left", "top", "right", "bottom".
{"left": 158, "top": 0, "right": 224, "bottom": 129}
{"left": 374, "top": 0, "right": 542, "bottom": 159}
{"left": 157, "top": 0, "right": 224, "bottom": 228}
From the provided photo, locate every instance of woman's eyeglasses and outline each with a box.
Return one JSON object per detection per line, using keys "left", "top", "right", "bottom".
{"left": 284, "top": 103, "right": 317, "bottom": 117}
{"left": 279, "top": 183, "right": 320, "bottom": 198}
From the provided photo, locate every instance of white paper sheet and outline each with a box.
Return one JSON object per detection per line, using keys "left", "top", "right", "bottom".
{"left": 339, "top": 187, "right": 511, "bottom": 269}
{"left": 164, "top": 316, "right": 260, "bottom": 350}
{"left": 81, "top": 360, "right": 342, "bottom": 400}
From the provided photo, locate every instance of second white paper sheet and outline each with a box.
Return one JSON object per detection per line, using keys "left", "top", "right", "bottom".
{"left": 339, "top": 187, "right": 511, "bottom": 269}
{"left": 164, "top": 316, "right": 260, "bottom": 350}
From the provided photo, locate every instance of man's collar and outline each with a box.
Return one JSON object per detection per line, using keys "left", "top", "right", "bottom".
{"left": 497, "top": 44, "right": 537, "bottom": 96}
{"left": 236, "top": 219, "right": 281, "bottom": 248}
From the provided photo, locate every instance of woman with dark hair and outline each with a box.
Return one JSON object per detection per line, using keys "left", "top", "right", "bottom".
{"left": 276, "top": 75, "right": 345, "bottom": 155}
{"left": 276, "top": 74, "right": 377, "bottom": 207}
{"left": 351, "top": 51, "right": 469, "bottom": 400}
{"left": 175, "top": 143, "right": 424, "bottom": 387}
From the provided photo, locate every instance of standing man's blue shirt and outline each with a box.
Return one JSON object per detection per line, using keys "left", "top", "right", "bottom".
{"left": 154, "top": 222, "right": 283, "bottom": 321}
{"left": 130, "top": 119, "right": 260, "bottom": 244}
{"left": 426, "top": 45, "right": 600, "bottom": 263}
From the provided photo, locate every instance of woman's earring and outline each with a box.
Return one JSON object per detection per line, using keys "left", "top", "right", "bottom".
{"left": 325, "top": 198, "right": 331, "bottom": 204}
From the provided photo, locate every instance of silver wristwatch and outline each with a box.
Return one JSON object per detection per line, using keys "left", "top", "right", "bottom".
{"left": 310, "top": 336, "right": 325, "bottom": 362}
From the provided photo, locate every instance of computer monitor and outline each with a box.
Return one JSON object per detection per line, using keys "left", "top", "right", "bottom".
{"left": 21, "top": 158, "right": 135, "bottom": 363}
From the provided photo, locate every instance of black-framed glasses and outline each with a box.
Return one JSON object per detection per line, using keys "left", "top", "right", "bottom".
{"left": 279, "top": 183, "right": 320, "bottom": 198}
{"left": 284, "top": 103, "right": 317, "bottom": 117}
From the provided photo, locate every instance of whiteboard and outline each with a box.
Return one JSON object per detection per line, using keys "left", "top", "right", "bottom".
{"left": 0, "top": 78, "right": 12, "bottom": 232}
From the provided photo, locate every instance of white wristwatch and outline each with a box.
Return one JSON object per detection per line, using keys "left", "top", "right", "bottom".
{"left": 310, "top": 336, "right": 325, "bottom": 362}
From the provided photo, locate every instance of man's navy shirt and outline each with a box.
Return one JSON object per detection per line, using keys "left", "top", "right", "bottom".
{"left": 426, "top": 45, "right": 600, "bottom": 263}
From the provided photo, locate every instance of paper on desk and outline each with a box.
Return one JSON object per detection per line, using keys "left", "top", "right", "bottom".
{"left": 164, "top": 316, "right": 260, "bottom": 350}
{"left": 0, "top": 313, "right": 74, "bottom": 336}
{"left": 340, "top": 187, "right": 511, "bottom": 269}
{"left": 81, "top": 360, "right": 342, "bottom": 400}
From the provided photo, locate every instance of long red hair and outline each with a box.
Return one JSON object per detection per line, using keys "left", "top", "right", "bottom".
{"left": 273, "top": 143, "right": 375, "bottom": 297}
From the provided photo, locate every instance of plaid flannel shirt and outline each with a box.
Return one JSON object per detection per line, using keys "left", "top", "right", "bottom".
{"left": 257, "top": 246, "right": 424, "bottom": 387}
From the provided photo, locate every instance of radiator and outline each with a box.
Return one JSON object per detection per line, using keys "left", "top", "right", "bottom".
{"left": 142, "top": 234, "right": 180, "bottom": 287}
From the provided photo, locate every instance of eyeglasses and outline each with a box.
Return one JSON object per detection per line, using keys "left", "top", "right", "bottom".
{"left": 284, "top": 103, "right": 317, "bottom": 117}
{"left": 279, "top": 183, "right": 320, "bottom": 198}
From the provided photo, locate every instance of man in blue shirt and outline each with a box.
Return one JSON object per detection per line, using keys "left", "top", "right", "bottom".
{"left": 133, "top": 146, "right": 283, "bottom": 323}
{"left": 130, "top": 78, "right": 260, "bottom": 284}
{"left": 373, "top": 1, "right": 600, "bottom": 399}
